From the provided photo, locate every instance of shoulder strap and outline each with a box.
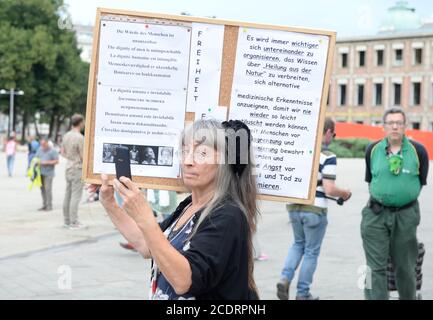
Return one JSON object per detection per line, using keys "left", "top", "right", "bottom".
{"left": 368, "top": 140, "right": 381, "bottom": 161}
{"left": 408, "top": 140, "right": 421, "bottom": 170}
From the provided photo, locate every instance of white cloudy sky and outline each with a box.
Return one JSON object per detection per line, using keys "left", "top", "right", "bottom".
{"left": 65, "top": 0, "right": 433, "bottom": 37}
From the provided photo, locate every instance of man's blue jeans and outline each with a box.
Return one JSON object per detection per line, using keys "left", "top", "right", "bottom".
{"left": 281, "top": 211, "right": 328, "bottom": 297}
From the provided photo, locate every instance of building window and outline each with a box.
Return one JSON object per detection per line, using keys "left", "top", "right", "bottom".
{"left": 338, "top": 84, "right": 347, "bottom": 106}
{"left": 412, "top": 82, "right": 421, "bottom": 105}
{"left": 412, "top": 122, "right": 420, "bottom": 130}
{"left": 393, "top": 83, "right": 401, "bottom": 105}
{"left": 358, "top": 51, "right": 365, "bottom": 67}
{"left": 414, "top": 48, "right": 423, "bottom": 65}
{"left": 430, "top": 122, "right": 433, "bottom": 131}
{"left": 394, "top": 49, "right": 403, "bottom": 66}
{"left": 376, "top": 50, "right": 384, "bottom": 66}
{"left": 341, "top": 53, "right": 348, "bottom": 68}
{"left": 357, "top": 84, "right": 364, "bottom": 106}
{"left": 374, "top": 83, "right": 383, "bottom": 106}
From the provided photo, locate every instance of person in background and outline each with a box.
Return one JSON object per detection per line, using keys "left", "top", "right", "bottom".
{"left": 27, "top": 136, "right": 40, "bottom": 169}
{"left": 5, "top": 132, "right": 17, "bottom": 177}
{"left": 85, "top": 184, "right": 100, "bottom": 203}
{"left": 361, "top": 107, "right": 429, "bottom": 300}
{"left": 35, "top": 136, "right": 59, "bottom": 211}
{"left": 276, "top": 117, "right": 351, "bottom": 300}
{"left": 61, "top": 114, "right": 86, "bottom": 229}
{"left": 253, "top": 233, "right": 269, "bottom": 261}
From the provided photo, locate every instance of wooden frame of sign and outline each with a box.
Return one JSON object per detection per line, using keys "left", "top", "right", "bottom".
{"left": 82, "top": 7, "right": 336, "bottom": 204}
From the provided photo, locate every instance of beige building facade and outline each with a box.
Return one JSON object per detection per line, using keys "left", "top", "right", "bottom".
{"left": 327, "top": 30, "right": 433, "bottom": 131}
{"left": 327, "top": 1, "right": 433, "bottom": 131}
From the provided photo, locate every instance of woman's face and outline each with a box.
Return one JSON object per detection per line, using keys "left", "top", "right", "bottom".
{"left": 181, "top": 143, "right": 219, "bottom": 191}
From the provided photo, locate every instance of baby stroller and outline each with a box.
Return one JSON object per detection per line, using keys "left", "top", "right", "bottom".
{"left": 388, "top": 242, "right": 425, "bottom": 300}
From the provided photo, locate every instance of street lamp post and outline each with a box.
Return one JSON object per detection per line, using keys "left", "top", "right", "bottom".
{"left": 0, "top": 88, "right": 24, "bottom": 137}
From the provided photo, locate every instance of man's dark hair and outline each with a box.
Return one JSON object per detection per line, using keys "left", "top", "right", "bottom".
{"left": 383, "top": 107, "right": 406, "bottom": 124}
{"left": 323, "top": 117, "right": 335, "bottom": 134}
{"left": 71, "top": 114, "right": 84, "bottom": 127}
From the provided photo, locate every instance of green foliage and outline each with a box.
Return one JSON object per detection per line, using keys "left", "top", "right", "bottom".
{"left": 0, "top": 0, "right": 89, "bottom": 136}
{"left": 328, "top": 138, "right": 372, "bottom": 158}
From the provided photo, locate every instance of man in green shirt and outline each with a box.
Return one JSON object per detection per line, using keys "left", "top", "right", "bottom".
{"left": 362, "top": 107, "right": 429, "bottom": 300}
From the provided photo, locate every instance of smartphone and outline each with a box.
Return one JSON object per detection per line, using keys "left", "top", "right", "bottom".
{"left": 114, "top": 146, "right": 132, "bottom": 182}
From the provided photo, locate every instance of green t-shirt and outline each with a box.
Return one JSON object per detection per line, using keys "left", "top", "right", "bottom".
{"left": 366, "top": 136, "right": 423, "bottom": 207}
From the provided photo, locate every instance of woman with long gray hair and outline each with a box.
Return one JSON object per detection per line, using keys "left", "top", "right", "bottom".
{"left": 95, "top": 119, "right": 259, "bottom": 299}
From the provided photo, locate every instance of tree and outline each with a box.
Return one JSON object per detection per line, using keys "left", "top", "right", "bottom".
{"left": 0, "top": 0, "right": 89, "bottom": 141}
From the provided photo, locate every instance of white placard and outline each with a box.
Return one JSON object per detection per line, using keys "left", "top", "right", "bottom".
{"left": 98, "top": 20, "right": 191, "bottom": 90}
{"left": 194, "top": 105, "right": 228, "bottom": 121}
{"left": 93, "top": 19, "right": 191, "bottom": 178}
{"left": 84, "top": 9, "right": 335, "bottom": 201}
{"left": 186, "top": 23, "right": 224, "bottom": 112}
{"left": 229, "top": 27, "right": 330, "bottom": 199}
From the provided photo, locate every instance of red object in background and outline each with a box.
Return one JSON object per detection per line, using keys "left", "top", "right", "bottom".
{"left": 335, "top": 122, "right": 433, "bottom": 160}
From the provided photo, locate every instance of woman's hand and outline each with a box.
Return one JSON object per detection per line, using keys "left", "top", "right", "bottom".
{"left": 99, "top": 174, "right": 118, "bottom": 211}
{"left": 113, "top": 177, "right": 154, "bottom": 223}
{"left": 94, "top": 175, "right": 152, "bottom": 259}
{"left": 112, "top": 177, "right": 192, "bottom": 292}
